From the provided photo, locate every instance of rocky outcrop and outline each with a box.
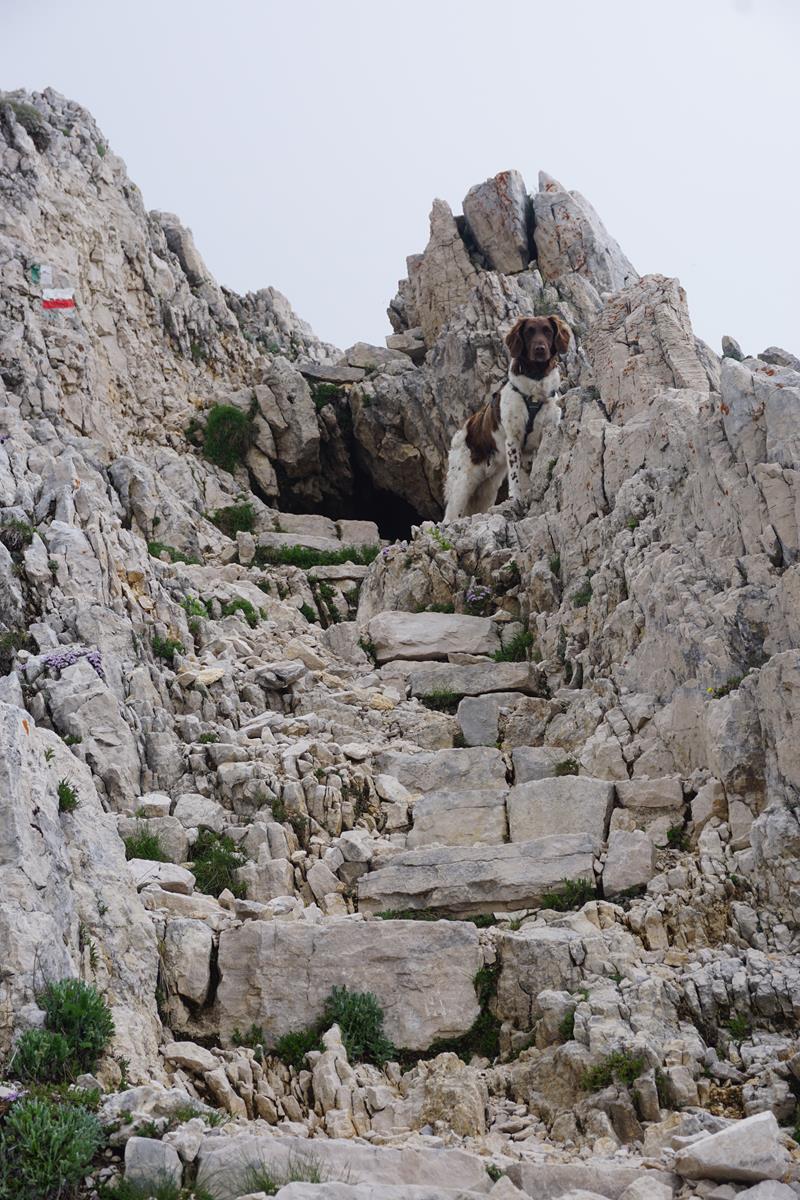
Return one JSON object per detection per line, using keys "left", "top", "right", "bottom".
{"left": 1, "top": 86, "right": 800, "bottom": 1200}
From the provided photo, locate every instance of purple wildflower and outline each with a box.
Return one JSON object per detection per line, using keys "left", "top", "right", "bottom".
{"left": 43, "top": 647, "right": 105, "bottom": 681}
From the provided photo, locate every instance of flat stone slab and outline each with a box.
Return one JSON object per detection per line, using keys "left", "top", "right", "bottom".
{"left": 511, "top": 746, "right": 563, "bottom": 783}
{"left": 409, "top": 660, "right": 543, "bottom": 698}
{"left": 258, "top": 531, "right": 342, "bottom": 554}
{"left": 506, "top": 1161, "right": 677, "bottom": 1198}
{"left": 507, "top": 776, "right": 615, "bottom": 849}
{"left": 603, "top": 829, "right": 656, "bottom": 897}
{"left": 128, "top": 859, "right": 195, "bottom": 894}
{"left": 296, "top": 360, "right": 366, "bottom": 383}
{"left": 368, "top": 611, "right": 500, "bottom": 663}
{"left": 616, "top": 776, "right": 683, "bottom": 809}
{"left": 358, "top": 834, "right": 596, "bottom": 916}
{"left": 373, "top": 747, "right": 506, "bottom": 795}
{"left": 458, "top": 692, "right": 525, "bottom": 747}
{"left": 336, "top": 518, "right": 380, "bottom": 545}
{"left": 271, "top": 513, "right": 338, "bottom": 539}
{"left": 307, "top": 563, "right": 369, "bottom": 581}
{"left": 196, "top": 1136, "right": 493, "bottom": 1199}
{"left": 216, "top": 918, "right": 481, "bottom": 1051}
{"left": 407, "top": 788, "right": 508, "bottom": 848}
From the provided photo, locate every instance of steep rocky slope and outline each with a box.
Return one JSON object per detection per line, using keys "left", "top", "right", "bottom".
{"left": 1, "top": 88, "right": 800, "bottom": 1198}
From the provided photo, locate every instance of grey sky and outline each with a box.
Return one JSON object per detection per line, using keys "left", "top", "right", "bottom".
{"left": 3, "top": 0, "right": 798, "bottom": 357}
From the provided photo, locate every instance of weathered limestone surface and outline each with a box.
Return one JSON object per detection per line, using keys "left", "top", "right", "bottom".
{"left": 507, "top": 777, "right": 615, "bottom": 847}
{"left": 358, "top": 835, "right": 596, "bottom": 915}
{"left": 216, "top": 919, "right": 481, "bottom": 1049}
{"left": 368, "top": 611, "right": 501, "bottom": 663}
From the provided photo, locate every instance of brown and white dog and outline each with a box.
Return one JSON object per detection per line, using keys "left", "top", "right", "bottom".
{"left": 443, "top": 315, "right": 570, "bottom": 522}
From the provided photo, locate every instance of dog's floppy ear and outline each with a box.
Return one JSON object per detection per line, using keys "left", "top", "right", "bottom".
{"left": 549, "top": 315, "right": 571, "bottom": 355}
{"left": 505, "top": 318, "right": 527, "bottom": 359}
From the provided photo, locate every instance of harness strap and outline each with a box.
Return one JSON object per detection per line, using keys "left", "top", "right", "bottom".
{"left": 508, "top": 379, "right": 545, "bottom": 440}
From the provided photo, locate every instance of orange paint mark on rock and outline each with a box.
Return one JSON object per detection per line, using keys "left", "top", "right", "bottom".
{"left": 22, "top": 718, "right": 30, "bottom": 736}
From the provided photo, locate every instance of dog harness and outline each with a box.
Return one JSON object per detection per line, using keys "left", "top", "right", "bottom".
{"left": 494, "top": 378, "right": 546, "bottom": 442}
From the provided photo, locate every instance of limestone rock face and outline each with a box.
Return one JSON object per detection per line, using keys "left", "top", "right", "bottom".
{"left": 368, "top": 611, "right": 501, "bottom": 662}
{"left": 412, "top": 199, "right": 480, "bottom": 347}
{"left": 463, "top": 169, "right": 532, "bottom": 274}
{"left": 216, "top": 919, "right": 481, "bottom": 1050}
{"left": 673, "top": 1111, "right": 789, "bottom": 1182}
{"left": 533, "top": 170, "right": 638, "bottom": 295}
{"left": 0, "top": 702, "right": 161, "bottom": 1079}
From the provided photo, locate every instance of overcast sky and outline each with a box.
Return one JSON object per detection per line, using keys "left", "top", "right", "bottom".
{"left": 2, "top": 0, "right": 798, "bottom": 356}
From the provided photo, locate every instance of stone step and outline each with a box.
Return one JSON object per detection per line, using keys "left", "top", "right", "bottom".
{"left": 409, "top": 660, "right": 544, "bottom": 698}
{"left": 506, "top": 1160, "right": 677, "bottom": 1198}
{"left": 358, "top": 834, "right": 596, "bottom": 917}
{"left": 368, "top": 611, "right": 500, "bottom": 663}
{"left": 196, "top": 1135, "right": 493, "bottom": 1199}
{"left": 373, "top": 747, "right": 506, "bottom": 794}
{"left": 407, "top": 788, "right": 508, "bottom": 848}
{"left": 216, "top": 917, "right": 482, "bottom": 1051}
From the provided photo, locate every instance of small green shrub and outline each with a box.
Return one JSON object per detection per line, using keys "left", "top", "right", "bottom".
{"left": 558, "top": 1009, "right": 576, "bottom": 1042}
{"left": 0, "top": 629, "right": 34, "bottom": 674}
{"left": 152, "top": 634, "right": 184, "bottom": 662}
{"left": 626, "top": 516, "right": 639, "bottom": 530}
{"left": 413, "top": 600, "right": 456, "bottom": 614}
{"left": 222, "top": 597, "right": 260, "bottom": 628}
{"left": 540, "top": 877, "right": 596, "bottom": 912}
{"left": 96, "top": 141, "right": 106, "bottom": 157}
{"left": 309, "top": 381, "right": 343, "bottom": 409}
{"left": 12, "top": 1029, "right": 74, "bottom": 1083}
{"left": 708, "top": 675, "right": 745, "bottom": 699}
{"left": 573, "top": 579, "right": 593, "bottom": 608}
{"left": 254, "top": 543, "right": 379, "bottom": 569}
{"left": 549, "top": 554, "right": 561, "bottom": 576}
{"left": 231, "top": 1023, "right": 266, "bottom": 1048}
{"left": 274, "top": 1028, "right": 322, "bottom": 1070}
{"left": 62, "top": 734, "right": 82, "bottom": 747}
{"left": 726, "top": 1012, "right": 752, "bottom": 1042}
{"left": 235, "top": 1155, "right": 326, "bottom": 1196}
{"left": 419, "top": 689, "right": 463, "bottom": 714}
{"left": 493, "top": 630, "right": 535, "bottom": 662}
{"left": 553, "top": 757, "right": 580, "bottom": 777}
{"left": 203, "top": 404, "right": 253, "bottom": 473}
{"left": 147, "top": 541, "right": 200, "bottom": 565}
{"left": 181, "top": 596, "right": 209, "bottom": 619}
{"left": 299, "top": 601, "right": 318, "bottom": 623}
{"left": 0, "top": 518, "right": 34, "bottom": 558}
{"left": 546, "top": 457, "right": 558, "bottom": 484}
{"left": 209, "top": 502, "right": 256, "bottom": 538}
{"left": 191, "top": 830, "right": 247, "bottom": 898}
{"left": 321, "top": 986, "right": 395, "bottom": 1066}
{"left": 0, "top": 1096, "right": 103, "bottom": 1200}
{"left": 12, "top": 979, "right": 115, "bottom": 1085}
{"left": 270, "top": 796, "right": 288, "bottom": 824}
{"left": 358, "top": 635, "right": 377, "bottom": 663}
{"left": 666, "top": 824, "right": 689, "bottom": 851}
{"left": 198, "top": 731, "right": 219, "bottom": 744}
{"left": 582, "top": 1049, "right": 646, "bottom": 1091}
{"left": 57, "top": 778, "right": 79, "bottom": 814}
{"left": 486, "top": 1164, "right": 504, "bottom": 1183}
{"left": 124, "top": 823, "right": 168, "bottom": 862}
{"left": 1, "top": 97, "right": 51, "bottom": 151}
{"left": 429, "top": 527, "right": 452, "bottom": 551}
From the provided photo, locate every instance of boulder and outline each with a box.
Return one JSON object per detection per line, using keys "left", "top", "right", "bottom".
{"left": 128, "top": 859, "right": 195, "bottom": 894}
{"left": 507, "top": 777, "right": 615, "bottom": 848}
{"left": 506, "top": 1162, "right": 676, "bottom": 1199}
{"left": 358, "top": 834, "right": 596, "bottom": 916}
{"left": 368, "top": 611, "right": 500, "bottom": 663}
{"left": 673, "top": 1111, "right": 789, "bottom": 1182}
{"left": 533, "top": 171, "right": 637, "bottom": 294}
{"left": 462, "top": 169, "right": 531, "bottom": 274}
{"left": 216, "top": 918, "right": 482, "bottom": 1050}
{"left": 124, "top": 1136, "right": 182, "bottom": 1187}
{"left": 603, "top": 830, "right": 656, "bottom": 897}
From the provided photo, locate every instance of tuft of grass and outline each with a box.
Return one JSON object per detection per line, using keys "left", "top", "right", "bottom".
{"left": 209, "top": 502, "right": 256, "bottom": 539}
{"left": 726, "top": 1012, "right": 752, "bottom": 1043}
{"left": 0, "top": 1096, "right": 103, "bottom": 1200}
{"left": 181, "top": 596, "right": 209, "bottom": 620}
{"left": 0, "top": 628, "right": 34, "bottom": 674}
{"left": 62, "top": 733, "right": 82, "bottom": 747}
{"left": 255, "top": 543, "right": 379, "bottom": 569}
{"left": 222, "top": 596, "right": 260, "bottom": 628}
{"left": 270, "top": 796, "right": 288, "bottom": 824}
{"left": 203, "top": 404, "right": 253, "bottom": 473}
{"left": 493, "top": 630, "right": 535, "bottom": 662}
{"left": 231, "top": 1023, "right": 265, "bottom": 1049}
{"left": 666, "top": 824, "right": 689, "bottom": 851}
{"left": 234, "top": 1154, "right": 327, "bottom": 1197}
{"left": 708, "top": 675, "right": 745, "bottom": 699}
{"left": 558, "top": 1009, "right": 576, "bottom": 1042}
{"left": 573, "top": 578, "right": 593, "bottom": 608}
{"left": 419, "top": 688, "right": 463, "bottom": 714}
{"left": 0, "top": 517, "right": 34, "bottom": 559}
{"left": 147, "top": 541, "right": 200, "bottom": 566}
{"left": 540, "top": 877, "right": 596, "bottom": 912}
{"left": 549, "top": 554, "right": 561, "bottom": 576}
{"left": 198, "top": 731, "right": 219, "bottom": 744}
{"left": 152, "top": 634, "right": 184, "bottom": 663}
{"left": 582, "top": 1049, "right": 646, "bottom": 1091}
{"left": 321, "top": 986, "right": 395, "bottom": 1066}
{"left": 430, "top": 527, "right": 452, "bottom": 551}
{"left": 299, "top": 601, "right": 318, "bottom": 623}
{"left": 626, "top": 516, "right": 639, "bottom": 530}
{"left": 546, "top": 457, "right": 558, "bottom": 484}
{"left": 57, "top": 778, "right": 79, "bottom": 814}
{"left": 124, "top": 822, "right": 168, "bottom": 863}
{"left": 309, "top": 381, "right": 343, "bottom": 410}
{"left": 1, "top": 97, "right": 51, "bottom": 150}
{"left": 553, "top": 757, "right": 580, "bottom": 777}
{"left": 358, "top": 635, "right": 377, "bottom": 664}
{"left": 190, "top": 830, "right": 247, "bottom": 898}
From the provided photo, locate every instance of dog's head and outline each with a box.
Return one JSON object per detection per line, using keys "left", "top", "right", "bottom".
{"left": 505, "top": 315, "right": 571, "bottom": 377}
